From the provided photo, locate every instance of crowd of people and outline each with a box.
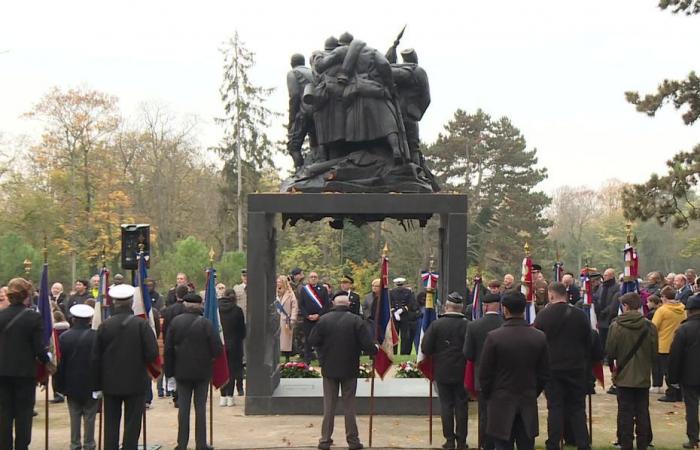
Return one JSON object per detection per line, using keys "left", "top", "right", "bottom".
{"left": 1, "top": 263, "right": 700, "bottom": 450}
{"left": 0, "top": 269, "right": 248, "bottom": 450}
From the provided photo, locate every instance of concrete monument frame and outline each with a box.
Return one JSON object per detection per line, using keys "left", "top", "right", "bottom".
{"left": 245, "top": 193, "right": 467, "bottom": 415}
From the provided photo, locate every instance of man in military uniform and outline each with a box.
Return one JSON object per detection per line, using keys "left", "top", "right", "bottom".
{"left": 0, "top": 278, "right": 52, "bottom": 450}
{"left": 287, "top": 53, "right": 317, "bottom": 170}
{"left": 298, "top": 271, "right": 330, "bottom": 364}
{"left": 339, "top": 274, "right": 361, "bottom": 316}
{"left": 479, "top": 291, "right": 550, "bottom": 450}
{"left": 421, "top": 292, "right": 469, "bottom": 450}
{"left": 463, "top": 293, "right": 504, "bottom": 450}
{"left": 390, "top": 277, "right": 419, "bottom": 354}
{"left": 92, "top": 284, "right": 159, "bottom": 450}
{"left": 390, "top": 48, "right": 430, "bottom": 164}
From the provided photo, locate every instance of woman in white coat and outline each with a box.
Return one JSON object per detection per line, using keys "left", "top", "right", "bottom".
{"left": 276, "top": 275, "right": 299, "bottom": 361}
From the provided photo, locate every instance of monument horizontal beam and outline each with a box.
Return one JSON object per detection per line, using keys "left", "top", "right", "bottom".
{"left": 248, "top": 193, "right": 467, "bottom": 214}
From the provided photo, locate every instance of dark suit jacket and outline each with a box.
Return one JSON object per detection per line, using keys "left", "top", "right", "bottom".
{"left": 91, "top": 306, "right": 158, "bottom": 396}
{"left": 298, "top": 283, "right": 330, "bottom": 319}
{"left": 165, "top": 309, "right": 222, "bottom": 382}
{"left": 0, "top": 303, "right": 49, "bottom": 378}
{"left": 463, "top": 313, "right": 504, "bottom": 391}
{"left": 420, "top": 312, "right": 468, "bottom": 384}
{"left": 479, "top": 318, "right": 550, "bottom": 441}
{"left": 56, "top": 323, "right": 97, "bottom": 400}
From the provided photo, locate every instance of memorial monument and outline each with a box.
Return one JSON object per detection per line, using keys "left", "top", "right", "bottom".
{"left": 245, "top": 30, "right": 467, "bottom": 415}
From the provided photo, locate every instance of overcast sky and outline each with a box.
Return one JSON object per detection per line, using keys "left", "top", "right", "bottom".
{"left": 1, "top": 0, "right": 698, "bottom": 192}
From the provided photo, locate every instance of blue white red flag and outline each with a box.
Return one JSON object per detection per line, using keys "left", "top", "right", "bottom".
{"left": 620, "top": 243, "right": 640, "bottom": 314}
{"left": 470, "top": 275, "right": 483, "bottom": 321}
{"left": 581, "top": 265, "right": 605, "bottom": 386}
{"left": 204, "top": 267, "right": 230, "bottom": 389}
{"left": 553, "top": 261, "right": 564, "bottom": 283}
{"left": 415, "top": 271, "right": 438, "bottom": 380}
{"left": 37, "top": 262, "right": 60, "bottom": 383}
{"left": 133, "top": 252, "right": 162, "bottom": 378}
{"left": 521, "top": 254, "right": 536, "bottom": 325}
{"left": 92, "top": 266, "right": 109, "bottom": 330}
{"left": 374, "top": 255, "right": 398, "bottom": 379}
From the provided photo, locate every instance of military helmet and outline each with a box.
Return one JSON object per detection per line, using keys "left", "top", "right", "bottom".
{"left": 290, "top": 53, "right": 305, "bottom": 68}
{"left": 401, "top": 48, "right": 418, "bottom": 64}
{"left": 324, "top": 36, "right": 339, "bottom": 51}
{"left": 338, "top": 31, "right": 354, "bottom": 45}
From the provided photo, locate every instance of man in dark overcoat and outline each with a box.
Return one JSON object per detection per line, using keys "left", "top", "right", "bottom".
{"left": 534, "top": 282, "right": 592, "bottom": 450}
{"left": 308, "top": 294, "right": 377, "bottom": 450}
{"left": 463, "top": 292, "right": 504, "bottom": 450}
{"left": 0, "top": 277, "right": 51, "bottom": 450}
{"left": 91, "top": 284, "right": 158, "bottom": 450}
{"left": 479, "top": 290, "right": 550, "bottom": 450}
{"left": 165, "top": 293, "right": 222, "bottom": 450}
{"left": 56, "top": 304, "right": 99, "bottom": 450}
{"left": 421, "top": 292, "right": 469, "bottom": 450}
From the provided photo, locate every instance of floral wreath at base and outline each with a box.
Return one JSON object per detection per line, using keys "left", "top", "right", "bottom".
{"left": 279, "top": 361, "right": 321, "bottom": 378}
{"left": 395, "top": 361, "right": 424, "bottom": 378}
{"left": 358, "top": 363, "right": 373, "bottom": 378}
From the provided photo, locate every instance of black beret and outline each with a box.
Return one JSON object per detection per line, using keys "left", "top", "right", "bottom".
{"left": 483, "top": 293, "right": 501, "bottom": 304}
{"left": 447, "top": 291, "right": 464, "bottom": 304}
{"left": 686, "top": 294, "right": 700, "bottom": 310}
{"left": 531, "top": 264, "right": 542, "bottom": 272}
{"left": 183, "top": 293, "right": 203, "bottom": 304}
{"left": 290, "top": 268, "right": 303, "bottom": 276}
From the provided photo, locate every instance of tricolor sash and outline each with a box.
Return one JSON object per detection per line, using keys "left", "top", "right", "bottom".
{"left": 303, "top": 284, "right": 324, "bottom": 310}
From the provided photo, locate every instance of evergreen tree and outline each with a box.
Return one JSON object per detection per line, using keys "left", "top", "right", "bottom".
{"left": 424, "top": 109, "right": 550, "bottom": 274}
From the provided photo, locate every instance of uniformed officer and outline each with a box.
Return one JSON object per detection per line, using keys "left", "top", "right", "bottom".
{"left": 421, "top": 292, "right": 469, "bottom": 450}
{"left": 463, "top": 293, "right": 504, "bottom": 450}
{"left": 0, "top": 278, "right": 51, "bottom": 450}
{"left": 56, "top": 304, "right": 99, "bottom": 450}
{"left": 286, "top": 53, "right": 317, "bottom": 169}
{"left": 390, "top": 277, "right": 420, "bottom": 354}
{"left": 91, "top": 284, "right": 158, "bottom": 450}
{"left": 339, "top": 275, "right": 362, "bottom": 316}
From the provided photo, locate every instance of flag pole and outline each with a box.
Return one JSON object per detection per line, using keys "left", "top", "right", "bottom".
{"left": 138, "top": 243, "right": 148, "bottom": 450}
{"left": 42, "top": 237, "right": 50, "bottom": 450}
{"left": 369, "top": 243, "right": 388, "bottom": 447}
{"left": 98, "top": 247, "right": 105, "bottom": 450}
{"left": 426, "top": 256, "right": 436, "bottom": 446}
{"left": 209, "top": 248, "right": 215, "bottom": 447}
{"left": 98, "top": 399, "right": 103, "bottom": 450}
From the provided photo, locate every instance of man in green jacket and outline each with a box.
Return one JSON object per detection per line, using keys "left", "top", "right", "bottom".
{"left": 606, "top": 292, "right": 658, "bottom": 450}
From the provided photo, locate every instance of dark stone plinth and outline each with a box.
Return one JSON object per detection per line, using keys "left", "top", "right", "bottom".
{"left": 245, "top": 193, "right": 467, "bottom": 415}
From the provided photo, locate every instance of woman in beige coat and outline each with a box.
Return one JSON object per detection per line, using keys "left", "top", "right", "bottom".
{"left": 277, "top": 275, "right": 298, "bottom": 361}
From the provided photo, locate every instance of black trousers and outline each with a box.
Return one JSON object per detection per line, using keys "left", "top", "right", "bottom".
{"left": 302, "top": 320, "right": 318, "bottom": 364}
{"left": 477, "top": 392, "right": 494, "bottom": 450}
{"left": 103, "top": 393, "right": 145, "bottom": 450}
{"left": 176, "top": 379, "right": 209, "bottom": 450}
{"left": 493, "top": 413, "right": 533, "bottom": 450}
{"left": 544, "top": 370, "right": 590, "bottom": 450}
{"left": 0, "top": 376, "right": 36, "bottom": 450}
{"left": 683, "top": 385, "right": 700, "bottom": 444}
{"left": 616, "top": 387, "right": 651, "bottom": 450}
{"left": 436, "top": 382, "right": 468, "bottom": 445}
{"left": 398, "top": 320, "right": 418, "bottom": 355}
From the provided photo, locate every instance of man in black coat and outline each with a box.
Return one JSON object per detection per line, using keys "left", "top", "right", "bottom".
{"left": 308, "top": 294, "right": 377, "bottom": 450}
{"left": 0, "top": 278, "right": 51, "bottom": 450}
{"left": 390, "top": 277, "right": 420, "bottom": 354}
{"left": 219, "top": 288, "right": 246, "bottom": 404}
{"left": 463, "top": 293, "right": 504, "bottom": 450}
{"left": 534, "top": 282, "right": 592, "bottom": 450}
{"left": 479, "top": 291, "right": 550, "bottom": 450}
{"left": 669, "top": 294, "right": 700, "bottom": 449}
{"left": 56, "top": 304, "right": 99, "bottom": 450}
{"left": 298, "top": 271, "right": 330, "bottom": 364}
{"left": 339, "top": 274, "right": 362, "bottom": 316}
{"left": 421, "top": 292, "right": 469, "bottom": 450}
{"left": 65, "top": 279, "right": 94, "bottom": 322}
{"left": 91, "top": 284, "right": 159, "bottom": 450}
{"left": 165, "top": 293, "right": 222, "bottom": 450}
{"left": 595, "top": 268, "right": 620, "bottom": 353}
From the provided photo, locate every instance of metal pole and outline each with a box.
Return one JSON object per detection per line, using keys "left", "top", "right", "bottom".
{"left": 98, "top": 400, "right": 103, "bottom": 450}
{"left": 44, "top": 383, "right": 49, "bottom": 450}
{"left": 209, "top": 383, "right": 214, "bottom": 446}
{"left": 369, "top": 362, "right": 376, "bottom": 447}
{"left": 428, "top": 381, "right": 433, "bottom": 445}
{"left": 588, "top": 393, "right": 593, "bottom": 444}
{"left": 142, "top": 407, "right": 147, "bottom": 449}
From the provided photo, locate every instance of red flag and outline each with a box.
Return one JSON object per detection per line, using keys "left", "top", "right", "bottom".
{"left": 464, "top": 361, "right": 477, "bottom": 399}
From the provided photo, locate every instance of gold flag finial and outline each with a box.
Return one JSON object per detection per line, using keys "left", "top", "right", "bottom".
{"left": 382, "top": 243, "right": 389, "bottom": 258}
{"left": 101, "top": 246, "right": 106, "bottom": 267}
{"left": 23, "top": 258, "right": 32, "bottom": 275}
{"left": 524, "top": 242, "right": 530, "bottom": 257}
{"left": 209, "top": 247, "right": 215, "bottom": 266}
{"left": 428, "top": 254, "right": 435, "bottom": 272}
{"left": 625, "top": 222, "right": 632, "bottom": 244}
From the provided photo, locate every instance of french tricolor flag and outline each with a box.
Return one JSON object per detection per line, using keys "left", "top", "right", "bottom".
{"left": 374, "top": 254, "right": 398, "bottom": 379}
{"left": 132, "top": 252, "right": 162, "bottom": 379}
{"left": 203, "top": 267, "right": 230, "bottom": 389}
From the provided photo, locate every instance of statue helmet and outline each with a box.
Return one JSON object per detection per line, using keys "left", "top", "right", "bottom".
{"left": 338, "top": 31, "right": 354, "bottom": 46}
{"left": 290, "top": 53, "right": 305, "bottom": 68}
{"left": 324, "top": 36, "right": 339, "bottom": 51}
{"left": 401, "top": 48, "right": 418, "bottom": 64}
